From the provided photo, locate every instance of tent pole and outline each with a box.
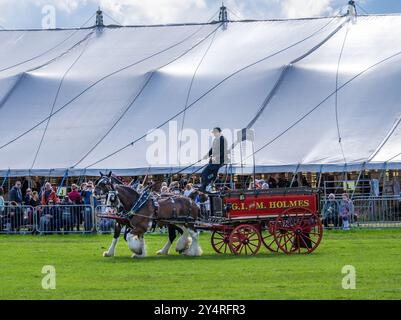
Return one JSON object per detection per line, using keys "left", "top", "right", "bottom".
{"left": 1, "top": 168, "right": 10, "bottom": 188}
{"left": 352, "top": 162, "right": 366, "bottom": 199}
{"left": 57, "top": 169, "right": 69, "bottom": 196}
{"left": 289, "top": 163, "right": 301, "bottom": 188}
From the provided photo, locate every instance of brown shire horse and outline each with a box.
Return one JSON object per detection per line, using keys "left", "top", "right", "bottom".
{"left": 96, "top": 173, "right": 202, "bottom": 258}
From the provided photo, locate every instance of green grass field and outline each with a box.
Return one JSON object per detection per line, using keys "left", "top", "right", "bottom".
{"left": 1, "top": 229, "right": 401, "bottom": 300}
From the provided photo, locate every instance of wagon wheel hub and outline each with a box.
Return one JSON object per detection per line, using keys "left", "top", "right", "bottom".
{"left": 294, "top": 227, "right": 303, "bottom": 235}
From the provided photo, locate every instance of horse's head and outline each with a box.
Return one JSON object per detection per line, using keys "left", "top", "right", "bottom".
{"left": 95, "top": 171, "right": 114, "bottom": 197}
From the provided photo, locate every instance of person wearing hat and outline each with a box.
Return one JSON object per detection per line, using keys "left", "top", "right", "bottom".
{"left": 199, "top": 127, "right": 229, "bottom": 192}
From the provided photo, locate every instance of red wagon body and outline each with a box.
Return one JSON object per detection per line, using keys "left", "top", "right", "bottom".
{"left": 202, "top": 188, "right": 323, "bottom": 256}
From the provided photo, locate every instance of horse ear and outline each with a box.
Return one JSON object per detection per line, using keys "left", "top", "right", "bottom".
{"left": 99, "top": 171, "right": 104, "bottom": 176}
{"left": 108, "top": 171, "right": 112, "bottom": 177}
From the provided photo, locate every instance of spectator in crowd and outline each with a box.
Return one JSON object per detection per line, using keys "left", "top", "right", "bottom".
{"left": 261, "top": 182, "right": 269, "bottom": 190}
{"left": 61, "top": 196, "right": 74, "bottom": 231}
{"left": 41, "top": 182, "right": 59, "bottom": 205}
{"left": 339, "top": 193, "right": 355, "bottom": 230}
{"left": 81, "top": 181, "right": 97, "bottom": 232}
{"left": 268, "top": 176, "right": 277, "bottom": 188}
{"left": 9, "top": 181, "right": 23, "bottom": 231}
{"left": 99, "top": 216, "right": 115, "bottom": 233}
{"left": 30, "top": 191, "right": 41, "bottom": 207}
{"left": 0, "top": 187, "right": 4, "bottom": 231}
{"left": 39, "top": 200, "right": 60, "bottom": 234}
{"left": 277, "top": 175, "right": 288, "bottom": 188}
{"left": 322, "top": 193, "right": 340, "bottom": 228}
{"left": 29, "top": 191, "right": 41, "bottom": 206}
{"left": 169, "top": 181, "right": 181, "bottom": 195}
{"left": 160, "top": 185, "right": 169, "bottom": 195}
{"left": 68, "top": 184, "right": 82, "bottom": 204}
{"left": 24, "top": 188, "right": 33, "bottom": 205}
{"left": 68, "top": 184, "right": 82, "bottom": 231}
{"left": 98, "top": 200, "right": 115, "bottom": 233}
{"left": 301, "top": 175, "right": 311, "bottom": 187}
{"left": 249, "top": 179, "right": 263, "bottom": 190}
{"left": 9, "top": 180, "right": 23, "bottom": 205}
{"left": 256, "top": 180, "right": 264, "bottom": 189}
{"left": 23, "top": 189, "right": 40, "bottom": 231}
{"left": 183, "top": 183, "right": 195, "bottom": 197}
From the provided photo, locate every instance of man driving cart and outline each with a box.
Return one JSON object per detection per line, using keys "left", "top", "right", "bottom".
{"left": 199, "top": 127, "right": 229, "bottom": 193}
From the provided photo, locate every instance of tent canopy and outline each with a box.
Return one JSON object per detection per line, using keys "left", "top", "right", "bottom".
{"left": 1, "top": 14, "right": 401, "bottom": 177}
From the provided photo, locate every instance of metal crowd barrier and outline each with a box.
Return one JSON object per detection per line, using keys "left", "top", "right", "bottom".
{"left": 0, "top": 205, "right": 35, "bottom": 234}
{"left": 0, "top": 204, "right": 95, "bottom": 234}
{"left": 352, "top": 196, "right": 401, "bottom": 228}
{"left": 2, "top": 197, "right": 401, "bottom": 234}
{"left": 35, "top": 204, "right": 95, "bottom": 234}
{"left": 321, "top": 196, "right": 401, "bottom": 229}
{"left": 94, "top": 205, "right": 116, "bottom": 234}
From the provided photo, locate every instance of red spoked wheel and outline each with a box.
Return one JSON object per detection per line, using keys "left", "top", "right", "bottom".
{"left": 211, "top": 229, "right": 232, "bottom": 254}
{"left": 228, "top": 224, "right": 262, "bottom": 256}
{"left": 261, "top": 221, "right": 280, "bottom": 253}
{"left": 272, "top": 207, "right": 323, "bottom": 254}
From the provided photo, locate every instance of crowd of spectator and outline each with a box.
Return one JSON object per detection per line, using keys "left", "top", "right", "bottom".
{"left": 322, "top": 193, "right": 357, "bottom": 230}
{"left": 248, "top": 174, "right": 311, "bottom": 190}
{"left": 0, "top": 180, "right": 99, "bottom": 234}
{"left": 0, "top": 173, "right": 359, "bottom": 234}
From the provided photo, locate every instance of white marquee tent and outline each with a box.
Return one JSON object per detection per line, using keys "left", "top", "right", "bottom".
{"left": 1, "top": 13, "right": 401, "bottom": 177}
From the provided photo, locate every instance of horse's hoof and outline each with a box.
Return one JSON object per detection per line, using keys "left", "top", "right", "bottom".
{"left": 103, "top": 252, "right": 113, "bottom": 257}
{"left": 183, "top": 248, "right": 203, "bottom": 257}
{"left": 132, "top": 254, "right": 145, "bottom": 259}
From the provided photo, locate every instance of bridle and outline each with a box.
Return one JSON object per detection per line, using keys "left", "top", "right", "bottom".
{"left": 96, "top": 176, "right": 153, "bottom": 215}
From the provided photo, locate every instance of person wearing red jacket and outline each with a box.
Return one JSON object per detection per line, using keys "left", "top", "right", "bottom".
{"left": 68, "top": 184, "right": 82, "bottom": 230}
{"left": 67, "top": 184, "right": 82, "bottom": 204}
{"left": 41, "top": 182, "right": 59, "bottom": 205}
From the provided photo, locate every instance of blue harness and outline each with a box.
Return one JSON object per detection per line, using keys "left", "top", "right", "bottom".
{"left": 131, "top": 188, "right": 151, "bottom": 213}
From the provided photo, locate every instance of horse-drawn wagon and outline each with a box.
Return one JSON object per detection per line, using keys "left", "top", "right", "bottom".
{"left": 197, "top": 187, "right": 323, "bottom": 255}
{"left": 95, "top": 173, "right": 323, "bottom": 258}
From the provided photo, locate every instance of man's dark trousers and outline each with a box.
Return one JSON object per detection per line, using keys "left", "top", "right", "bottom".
{"left": 201, "top": 163, "right": 223, "bottom": 191}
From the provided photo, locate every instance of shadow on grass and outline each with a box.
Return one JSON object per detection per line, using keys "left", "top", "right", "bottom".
{"left": 99, "top": 250, "right": 325, "bottom": 264}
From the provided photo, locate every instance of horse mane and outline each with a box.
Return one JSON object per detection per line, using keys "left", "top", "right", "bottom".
{"left": 115, "top": 185, "right": 140, "bottom": 210}
{"left": 111, "top": 174, "right": 125, "bottom": 185}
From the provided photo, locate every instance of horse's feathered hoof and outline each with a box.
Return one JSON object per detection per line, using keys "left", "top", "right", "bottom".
{"left": 103, "top": 251, "right": 114, "bottom": 257}
{"left": 183, "top": 247, "right": 203, "bottom": 257}
{"left": 156, "top": 250, "right": 169, "bottom": 255}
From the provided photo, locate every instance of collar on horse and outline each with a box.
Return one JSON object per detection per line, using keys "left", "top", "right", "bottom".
{"left": 130, "top": 187, "right": 152, "bottom": 215}
{"left": 125, "top": 185, "right": 159, "bottom": 220}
